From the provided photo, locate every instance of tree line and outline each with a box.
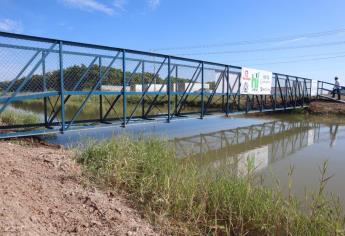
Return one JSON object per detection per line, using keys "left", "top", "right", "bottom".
{"left": 0, "top": 64, "right": 199, "bottom": 92}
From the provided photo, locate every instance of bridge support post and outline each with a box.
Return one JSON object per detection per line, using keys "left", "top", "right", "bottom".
{"left": 59, "top": 41, "right": 65, "bottom": 133}
{"left": 122, "top": 50, "right": 126, "bottom": 127}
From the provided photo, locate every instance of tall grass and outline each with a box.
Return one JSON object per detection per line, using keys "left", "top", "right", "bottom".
{"left": 76, "top": 136, "right": 345, "bottom": 235}
{"left": 0, "top": 109, "right": 40, "bottom": 125}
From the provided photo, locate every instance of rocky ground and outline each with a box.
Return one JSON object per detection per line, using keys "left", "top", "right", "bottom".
{"left": 0, "top": 141, "right": 157, "bottom": 236}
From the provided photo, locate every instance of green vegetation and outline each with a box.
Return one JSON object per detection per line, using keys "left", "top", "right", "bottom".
{"left": 76, "top": 136, "right": 345, "bottom": 235}
{"left": 0, "top": 109, "right": 40, "bottom": 125}
{"left": 0, "top": 64, "right": 193, "bottom": 92}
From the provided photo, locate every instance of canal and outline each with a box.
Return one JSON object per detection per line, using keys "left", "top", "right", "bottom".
{"left": 39, "top": 113, "right": 345, "bottom": 209}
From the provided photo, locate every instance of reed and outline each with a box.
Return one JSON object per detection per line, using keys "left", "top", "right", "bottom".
{"left": 76, "top": 136, "right": 345, "bottom": 235}
{"left": 0, "top": 109, "right": 40, "bottom": 125}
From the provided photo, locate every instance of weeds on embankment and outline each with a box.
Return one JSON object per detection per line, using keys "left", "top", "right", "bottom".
{"left": 76, "top": 136, "right": 345, "bottom": 235}
{"left": 0, "top": 109, "right": 40, "bottom": 125}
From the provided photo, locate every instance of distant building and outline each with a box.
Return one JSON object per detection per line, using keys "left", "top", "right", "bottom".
{"left": 101, "top": 85, "right": 131, "bottom": 92}
{"left": 134, "top": 84, "right": 167, "bottom": 92}
{"left": 174, "top": 83, "right": 209, "bottom": 92}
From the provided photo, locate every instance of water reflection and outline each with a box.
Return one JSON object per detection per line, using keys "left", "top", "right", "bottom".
{"left": 173, "top": 119, "right": 345, "bottom": 208}
{"left": 173, "top": 120, "right": 320, "bottom": 172}
{"left": 329, "top": 124, "right": 339, "bottom": 147}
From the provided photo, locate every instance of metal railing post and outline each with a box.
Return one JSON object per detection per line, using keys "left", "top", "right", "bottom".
{"left": 99, "top": 57, "right": 103, "bottom": 121}
{"left": 238, "top": 74, "right": 241, "bottom": 111}
{"left": 141, "top": 61, "right": 145, "bottom": 118}
{"left": 167, "top": 56, "right": 171, "bottom": 122}
{"left": 175, "top": 65, "right": 178, "bottom": 115}
{"left": 200, "top": 61, "right": 204, "bottom": 119}
{"left": 122, "top": 50, "right": 126, "bottom": 127}
{"left": 294, "top": 77, "right": 297, "bottom": 108}
{"left": 226, "top": 65, "right": 230, "bottom": 116}
{"left": 274, "top": 74, "right": 277, "bottom": 110}
{"left": 59, "top": 41, "right": 65, "bottom": 133}
{"left": 42, "top": 51, "right": 48, "bottom": 126}
{"left": 284, "top": 77, "right": 288, "bottom": 109}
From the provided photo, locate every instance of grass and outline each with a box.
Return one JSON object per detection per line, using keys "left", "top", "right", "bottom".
{"left": 0, "top": 109, "right": 40, "bottom": 126}
{"left": 76, "top": 136, "right": 345, "bottom": 235}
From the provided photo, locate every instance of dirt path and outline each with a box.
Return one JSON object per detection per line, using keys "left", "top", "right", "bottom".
{"left": 0, "top": 141, "right": 157, "bottom": 236}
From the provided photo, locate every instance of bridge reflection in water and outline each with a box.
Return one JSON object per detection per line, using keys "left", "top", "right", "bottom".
{"left": 173, "top": 120, "right": 321, "bottom": 176}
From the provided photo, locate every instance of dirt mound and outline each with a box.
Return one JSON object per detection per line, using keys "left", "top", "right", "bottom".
{"left": 0, "top": 141, "right": 157, "bottom": 235}
{"left": 308, "top": 101, "right": 345, "bottom": 115}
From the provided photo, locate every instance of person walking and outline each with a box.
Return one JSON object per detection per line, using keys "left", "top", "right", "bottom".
{"left": 332, "top": 77, "right": 341, "bottom": 100}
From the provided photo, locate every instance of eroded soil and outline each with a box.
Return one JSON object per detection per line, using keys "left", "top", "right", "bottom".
{"left": 0, "top": 141, "right": 157, "bottom": 236}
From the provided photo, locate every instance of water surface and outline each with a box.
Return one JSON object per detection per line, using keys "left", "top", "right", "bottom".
{"left": 42, "top": 113, "right": 345, "bottom": 208}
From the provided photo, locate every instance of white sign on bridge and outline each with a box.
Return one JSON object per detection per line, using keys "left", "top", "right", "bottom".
{"left": 310, "top": 80, "right": 318, "bottom": 96}
{"left": 240, "top": 67, "right": 272, "bottom": 95}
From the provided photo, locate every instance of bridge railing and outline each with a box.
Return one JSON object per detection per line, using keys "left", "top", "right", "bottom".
{"left": 0, "top": 31, "right": 314, "bottom": 138}
{"left": 317, "top": 81, "right": 344, "bottom": 100}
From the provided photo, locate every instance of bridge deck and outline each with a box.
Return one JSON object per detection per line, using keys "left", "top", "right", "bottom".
{"left": 0, "top": 106, "right": 307, "bottom": 139}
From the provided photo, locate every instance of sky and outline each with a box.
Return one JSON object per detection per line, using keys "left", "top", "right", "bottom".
{"left": 1, "top": 0, "right": 345, "bottom": 82}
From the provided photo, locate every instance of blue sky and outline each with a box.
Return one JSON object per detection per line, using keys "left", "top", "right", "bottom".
{"left": 1, "top": 0, "right": 345, "bottom": 82}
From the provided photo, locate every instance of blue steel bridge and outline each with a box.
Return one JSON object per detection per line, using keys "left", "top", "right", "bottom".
{"left": 0, "top": 31, "right": 339, "bottom": 138}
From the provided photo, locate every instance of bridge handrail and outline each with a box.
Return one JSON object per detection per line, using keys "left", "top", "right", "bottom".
{"left": 0, "top": 31, "right": 314, "bottom": 81}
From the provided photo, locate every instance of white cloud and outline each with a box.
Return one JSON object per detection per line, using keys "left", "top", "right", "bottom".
{"left": 274, "top": 37, "right": 308, "bottom": 46}
{"left": 0, "top": 19, "right": 23, "bottom": 33}
{"left": 148, "top": 0, "right": 160, "bottom": 10}
{"left": 113, "top": 0, "right": 126, "bottom": 11}
{"left": 61, "top": 0, "right": 114, "bottom": 15}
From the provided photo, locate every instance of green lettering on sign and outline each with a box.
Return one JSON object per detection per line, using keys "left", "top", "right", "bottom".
{"left": 251, "top": 73, "right": 259, "bottom": 91}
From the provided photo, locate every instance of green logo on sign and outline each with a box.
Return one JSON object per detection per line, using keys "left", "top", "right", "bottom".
{"left": 251, "top": 72, "right": 259, "bottom": 91}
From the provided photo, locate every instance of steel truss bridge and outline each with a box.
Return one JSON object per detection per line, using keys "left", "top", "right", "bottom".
{"left": 173, "top": 120, "right": 321, "bottom": 175}
{"left": 0, "top": 31, "right": 334, "bottom": 138}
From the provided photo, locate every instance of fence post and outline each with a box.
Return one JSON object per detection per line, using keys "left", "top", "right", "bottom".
{"left": 167, "top": 56, "right": 171, "bottom": 122}
{"left": 59, "top": 41, "right": 65, "bottom": 133}
{"left": 122, "top": 50, "right": 126, "bottom": 127}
